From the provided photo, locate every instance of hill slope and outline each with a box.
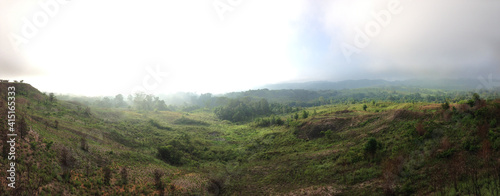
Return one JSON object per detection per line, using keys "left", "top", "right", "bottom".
{"left": 1, "top": 82, "right": 500, "bottom": 195}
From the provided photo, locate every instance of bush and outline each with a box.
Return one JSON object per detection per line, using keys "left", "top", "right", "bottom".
{"left": 302, "top": 110, "right": 309, "bottom": 119}
{"left": 322, "top": 129, "right": 334, "bottom": 140}
{"left": 153, "top": 169, "right": 164, "bottom": 193}
{"left": 490, "top": 119, "right": 497, "bottom": 128}
{"left": 462, "top": 138, "right": 480, "bottom": 152}
{"left": 467, "top": 99, "right": 475, "bottom": 107}
{"left": 173, "top": 116, "right": 209, "bottom": 126}
{"left": 441, "top": 102, "right": 450, "bottom": 110}
{"left": 364, "top": 138, "right": 378, "bottom": 157}
{"left": 44, "top": 140, "right": 53, "bottom": 150}
{"left": 157, "top": 145, "right": 182, "bottom": 165}
{"left": 80, "top": 138, "right": 89, "bottom": 152}
{"left": 149, "top": 119, "right": 172, "bottom": 130}
{"left": 253, "top": 115, "right": 284, "bottom": 127}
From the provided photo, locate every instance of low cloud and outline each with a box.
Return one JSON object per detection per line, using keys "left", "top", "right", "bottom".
{"left": 293, "top": 0, "right": 500, "bottom": 81}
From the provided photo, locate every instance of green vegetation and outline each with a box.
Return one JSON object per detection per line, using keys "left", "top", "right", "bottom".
{"left": 157, "top": 145, "right": 182, "bottom": 165}
{"left": 1, "top": 82, "right": 500, "bottom": 195}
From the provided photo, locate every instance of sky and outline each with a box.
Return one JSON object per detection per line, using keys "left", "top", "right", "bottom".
{"left": 1, "top": 0, "right": 499, "bottom": 96}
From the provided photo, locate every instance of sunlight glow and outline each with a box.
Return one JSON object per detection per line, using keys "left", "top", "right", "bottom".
{"left": 13, "top": 0, "right": 304, "bottom": 96}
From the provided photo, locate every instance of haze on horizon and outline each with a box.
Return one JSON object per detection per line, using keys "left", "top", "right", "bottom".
{"left": 1, "top": 0, "right": 499, "bottom": 96}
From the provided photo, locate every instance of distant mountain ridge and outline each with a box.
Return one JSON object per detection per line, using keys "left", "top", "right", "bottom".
{"left": 260, "top": 78, "right": 487, "bottom": 91}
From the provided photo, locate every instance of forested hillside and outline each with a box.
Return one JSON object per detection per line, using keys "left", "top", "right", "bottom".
{"left": 261, "top": 79, "right": 485, "bottom": 91}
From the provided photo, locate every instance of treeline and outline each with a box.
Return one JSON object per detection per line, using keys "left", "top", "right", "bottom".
{"left": 213, "top": 97, "right": 313, "bottom": 123}
{"left": 214, "top": 98, "right": 271, "bottom": 122}
{"left": 130, "top": 92, "right": 168, "bottom": 111}
{"left": 58, "top": 87, "right": 500, "bottom": 114}
{"left": 222, "top": 87, "right": 500, "bottom": 107}
{"left": 58, "top": 93, "right": 170, "bottom": 111}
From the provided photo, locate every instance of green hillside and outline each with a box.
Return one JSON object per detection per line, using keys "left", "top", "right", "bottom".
{"left": 1, "top": 82, "right": 500, "bottom": 195}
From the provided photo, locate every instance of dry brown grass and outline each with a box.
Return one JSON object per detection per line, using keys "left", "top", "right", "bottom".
{"left": 382, "top": 156, "right": 404, "bottom": 195}
{"left": 480, "top": 140, "right": 492, "bottom": 160}
{"left": 440, "top": 137, "right": 451, "bottom": 150}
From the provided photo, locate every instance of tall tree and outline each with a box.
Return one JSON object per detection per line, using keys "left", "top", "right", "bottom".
{"left": 114, "top": 94, "right": 126, "bottom": 108}
{"left": 153, "top": 169, "right": 164, "bottom": 195}
{"left": 301, "top": 110, "right": 309, "bottom": 119}
{"left": 49, "top": 93, "right": 55, "bottom": 102}
{"left": 258, "top": 98, "right": 270, "bottom": 115}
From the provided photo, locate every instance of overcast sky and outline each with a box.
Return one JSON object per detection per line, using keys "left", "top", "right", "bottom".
{"left": 1, "top": 0, "right": 499, "bottom": 96}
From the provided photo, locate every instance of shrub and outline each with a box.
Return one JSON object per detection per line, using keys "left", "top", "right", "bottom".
{"left": 173, "top": 116, "right": 209, "bottom": 126}
{"left": 253, "top": 116, "right": 284, "bottom": 127}
{"left": 467, "top": 99, "right": 475, "bottom": 108}
{"left": 302, "top": 110, "right": 309, "bottom": 119}
{"left": 149, "top": 119, "right": 172, "bottom": 130}
{"left": 490, "top": 119, "right": 497, "bottom": 128}
{"left": 322, "top": 129, "right": 334, "bottom": 140}
{"left": 364, "top": 137, "right": 378, "bottom": 157}
{"left": 462, "top": 138, "right": 480, "bottom": 152}
{"left": 44, "top": 140, "right": 53, "bottom": 150}
{"left": 157, "top": 145, "right": 182, "bottom": 165}
{"left": 153, "top": 169, "right": 164, "bottom": 192}
{"left": 80, "top": 137, "right": 89, "bottom": 152}
{"left": 441, "top": 101, "right": 450, "bottom": 110}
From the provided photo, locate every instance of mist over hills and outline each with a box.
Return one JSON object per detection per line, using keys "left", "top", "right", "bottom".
{"left": 260, "top": 78, "right": 490, "bottom": 91}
